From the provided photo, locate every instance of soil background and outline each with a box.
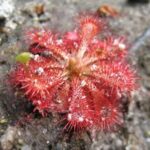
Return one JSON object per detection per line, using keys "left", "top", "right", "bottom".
{"left": 0, "top": 0, "right": 150, "bottom": 150}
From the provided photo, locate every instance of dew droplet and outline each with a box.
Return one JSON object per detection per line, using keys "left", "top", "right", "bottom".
{"left": 37, "top": 100, "right": 41, "bottom": 105}
{"left": 67, "top": 113, "right": 72, "bottom": 120}
{"left": 35, "top": 67, "right": 44, "bottom": 75}
{"left": 91, "top": 64, "right": 97, "bottom": 70}
{"left": 81, "top": 95, "right": 86, "bottom": 99}
{"left": 33, "top": 54, "right": 40, "bottom": 61}
{"left": 78, "top": 116, "right": 84, "bottom": 122}
{"left": 118, "top": 43, "right": 126, "bottom": 50}
{"left": 81, "top": 80, "right": 86, "bottom": 87}
{"left": 56, "top": 39, "right": 63, "bottom": 45}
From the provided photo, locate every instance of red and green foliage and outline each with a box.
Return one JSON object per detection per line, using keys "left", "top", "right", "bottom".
{"left": 10, "top": 14, "right": 137, "bottom": 131}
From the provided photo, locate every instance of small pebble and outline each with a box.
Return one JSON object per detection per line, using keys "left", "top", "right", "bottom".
{"left": 0, "top": 118, "right": 7, "bottom": 124}
{"left": 21, "top": 145, "right": 32, "bottom": 150}
{"left": 0, "top": 126, "right": 18, "bottom": 150}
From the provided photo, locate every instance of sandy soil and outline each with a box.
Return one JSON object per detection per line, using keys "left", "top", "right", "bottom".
{"left": 0, "top": 0, "right": 150, "bottom": 150}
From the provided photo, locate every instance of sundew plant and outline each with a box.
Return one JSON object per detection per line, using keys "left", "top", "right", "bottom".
{"left": 10, "top": 14, "right": 137, "bottom": 131}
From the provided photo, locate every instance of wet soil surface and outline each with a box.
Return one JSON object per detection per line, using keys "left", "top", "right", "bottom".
{"left": 0, "top": 0, "right": 150, "bottom": 150}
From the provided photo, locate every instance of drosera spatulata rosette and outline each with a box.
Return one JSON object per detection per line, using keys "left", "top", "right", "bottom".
{"left": 10, "top": 13, "right": 138, "bottom": 131}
